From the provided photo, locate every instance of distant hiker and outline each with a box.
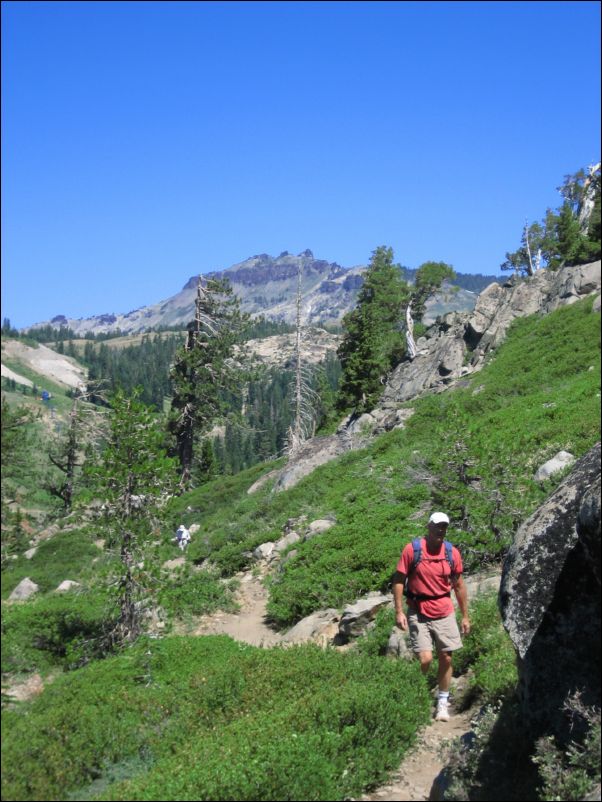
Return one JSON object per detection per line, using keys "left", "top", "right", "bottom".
{"left": 175, "top": 524, "right": 191, "bottom": 552}
{"left": 392, "top": 512, "right": 470, "bottom": 722}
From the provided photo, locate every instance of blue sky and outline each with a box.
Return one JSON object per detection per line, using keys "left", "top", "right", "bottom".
{"left": 2, "top": 1, "right": 600, "bottom": 329}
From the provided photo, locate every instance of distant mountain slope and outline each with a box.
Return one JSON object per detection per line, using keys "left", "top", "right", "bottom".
{"left": 26, "top": 250, "right": 499, "bottom": 336}
{"left": 1, "top": 339, "right": 86, "bottom": 390}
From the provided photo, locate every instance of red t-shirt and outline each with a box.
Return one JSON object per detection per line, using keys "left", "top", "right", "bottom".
{"left": 397, "top": 538, "right": 463, "bottom": 619}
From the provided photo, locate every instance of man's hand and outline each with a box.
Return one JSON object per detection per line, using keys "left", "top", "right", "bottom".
{"left": 460, "top": 616, "right": 471, "bottom": 635}
{"left": 396, "top": 610, "right": 408, "bottom": 631}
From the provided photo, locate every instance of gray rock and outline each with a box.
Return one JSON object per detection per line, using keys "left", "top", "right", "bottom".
{"left": 247, "top": 468, "right": 281, "bottom": 495}
{"left": 338, "top": 592, "right": 392, "bottom": 641}
{"left": 463, "top": 569, "right": 501, "bottom": 600}
{"left": 9, "top": 577, "right": 39, "bottom": 601}
{"left": 499, "top": 442, "right": 601, "bottom": 741}
{"left": 386, "top": 627, "right": 412, "bottom": 658}
{"left": 24, "top": 547, "right": 38, "bottom": 560}
{"left": 281, "top": 609, "right": 341, "bottom": 645}
{"left": 306, "top": 519, "right": 335, "bottom": 538}
{"left": 253, "top": 542, "right": 276, "bottom": 561}
{"left": 54, "top": 580, "right": 81, "bottom": 593}
{"left": 379, "top": 261, "right": 601, "bottom": 410}
{"left": 533, "top": 450, "right": 576, "bottom": 482}
{"left": 346, "top": 412, "right": 377, "bottom": 435}
{"left": 274, "top": 435, "right": 348, "bottom": 492}
{"left": 577, "top": 474, "right": 601, "bottom": 585}
{"left": 273, "top": 531, "right": 301, "bottom": 553}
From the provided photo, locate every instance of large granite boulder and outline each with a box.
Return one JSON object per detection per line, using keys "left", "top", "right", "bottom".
{"left": 499, "top": 443, "right": 601, "bottom": 742}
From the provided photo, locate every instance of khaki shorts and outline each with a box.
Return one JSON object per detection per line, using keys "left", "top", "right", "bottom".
{"left": 408, "top": 610, "right": 463, "bottom": 654}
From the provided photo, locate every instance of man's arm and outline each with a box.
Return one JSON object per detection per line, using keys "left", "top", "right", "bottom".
{"left": 452, "top": 575, "right": 471, "bottom": 635}
{"left": 392, "top": 571, "right": 408, "bottom": 630}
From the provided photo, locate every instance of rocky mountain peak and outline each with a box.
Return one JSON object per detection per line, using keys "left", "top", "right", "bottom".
{"left": 25, "top": 250, "right": 499, "bottom": 337}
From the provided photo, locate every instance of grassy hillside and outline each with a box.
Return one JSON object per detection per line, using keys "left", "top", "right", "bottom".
{"left": 1, "top": 296, "right": 599, "bottom": 801}
{"left": 1, "top": 340, "right": 84, "bottom": 530}
{"left": 166, "top": 297, "right": 600, "bottom": 626}
{"left": 1, "top": 636, "right": 431, "bottom": 801}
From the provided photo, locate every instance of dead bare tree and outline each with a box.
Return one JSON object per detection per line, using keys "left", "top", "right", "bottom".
{"left": 285, "top": 263, "right": 319, "bottom": 457}
{"left": 405, "top": 302, "right": 417, "bottom": 361}
{"left": 578, "top": 161, "right": 601, "bottom": 234}
{"left": 47, "top": 382, "right": 108, "bottom": 512}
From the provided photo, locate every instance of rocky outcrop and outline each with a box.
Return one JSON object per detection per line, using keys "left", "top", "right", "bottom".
{"left": 253, "top": 517, "right": 336, "bottom": 563}
{"left": 281, "top": 609, "right": 341, "bottom": 646}
{"left": 338, "top": 592, "right": 392, "bottom": 642}
{"left": 379, "top": 261, "right": 601, "bottom": 409}
{"left": 499, "top": 443, "right": 601, "bottom": 742}
{"left": 273, "top": 435, "right": 349, "bottom": 492}
{"left": 254, "top": 261, "right": 600, "bottom": 493}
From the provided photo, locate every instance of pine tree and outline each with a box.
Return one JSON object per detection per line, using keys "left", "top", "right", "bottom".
{"left": 336, "top": 246, "right": 410, "bottom": 413}
{"left": 91, "top": 389, "right": 178, "bottom": 647}
{"left": 410, "top": 261, "right": 456, "bottom": 322}
{"left": 46, "top": 386, "right": 105, "bottom": 512}
{"left": 1, "top": 397, "right": 35, "bottom": 561}
{"left": 502, "top": 164, "right": 601, "bottom": 273}
{"left": 168, "top": 276, "right": 248, "bottom": 487}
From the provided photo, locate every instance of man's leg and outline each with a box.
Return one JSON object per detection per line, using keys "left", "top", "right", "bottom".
{"left": 437, "top": 650, "right": 453, "bottom": 691}
{"left": 417, "top": 650, "right": 433, "bottom": 675}
{"left": 435, "top": 650, "right": 453, "bottom": 721}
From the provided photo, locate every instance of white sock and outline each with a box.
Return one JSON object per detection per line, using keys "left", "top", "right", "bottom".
{"left": 438, "top": 691, "right": 450, "bottom": 703}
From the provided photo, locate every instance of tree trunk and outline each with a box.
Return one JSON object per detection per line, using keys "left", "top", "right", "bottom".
{"left": 405, "top": 303, "right": 417, "bottom": 361}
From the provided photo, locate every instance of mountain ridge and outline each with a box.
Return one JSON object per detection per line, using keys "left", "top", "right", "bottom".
{"left": 27, "top": 250, "right": 500, "bottom": 336}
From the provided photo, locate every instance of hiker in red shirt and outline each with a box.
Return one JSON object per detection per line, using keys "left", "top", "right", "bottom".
{"left": 392, "top": 512, "right": 470, "bottom": 722}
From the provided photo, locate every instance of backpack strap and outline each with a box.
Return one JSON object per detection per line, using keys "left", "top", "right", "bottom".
{"left": 410, "top": 537, "right": 422, "bottom": 574}
{"left": 444, "top": 540, "right": 456, "bottom": 577}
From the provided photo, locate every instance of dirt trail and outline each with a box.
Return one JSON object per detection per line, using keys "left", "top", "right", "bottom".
{"left": 192, "top": 570, "right": 282, "bottom": 647}
{"left": 357, "top": 706, "right": 472, "bottom": 801}
{"left": 190, "top": 568, "right": 472, "bottom": 801}
{"left": 4, "top": 568, "right": 470, "bottom": 798}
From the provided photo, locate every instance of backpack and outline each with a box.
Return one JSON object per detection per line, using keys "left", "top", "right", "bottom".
{"left": 404, "top": 537, "right": 457, "bottom": 602}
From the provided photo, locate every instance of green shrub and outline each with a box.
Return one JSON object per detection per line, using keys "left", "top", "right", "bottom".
{"left": 356, "top": 607, "right": 396, "bottom": 656}
{"left": 452, "top": 591, "right": 518, "bottom": 705}
{"left": 534, "top": 702, "right": 601, "bottom": 801}
{"left": 1, "top": 636, "right": 431, "bottom": 801}
{"left": 157, "top": 569, "right": 238, "bottom": 619}
{"left": 1, "top": 590, "right": 115, "bottom": 674}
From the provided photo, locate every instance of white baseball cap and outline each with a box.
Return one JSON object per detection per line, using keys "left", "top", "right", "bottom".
{"left": 429, "top": 512, "right": 450, "bottom": 525}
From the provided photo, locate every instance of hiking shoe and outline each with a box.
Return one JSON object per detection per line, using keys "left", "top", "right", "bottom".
{"left": 435, "top": 700, "right": 451, "bottom": 721}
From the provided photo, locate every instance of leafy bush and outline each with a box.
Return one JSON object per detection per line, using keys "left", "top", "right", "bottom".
{"left": 534, "top": 699, "right": 601, "bottom": 801}
{"left": 1, "top": 636, "right": 431, "bottom": 801}
{"left": 1, "top": 590, "right": 115, "bottom": 674}
{"left": 451, "top": 591, "right": 518, "bottom": 705}
{"left": 157, "top": 568, "right": 238, "bottom": 619}
{"left": 356, "top": 607, "right": 396, "bottom": 656}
